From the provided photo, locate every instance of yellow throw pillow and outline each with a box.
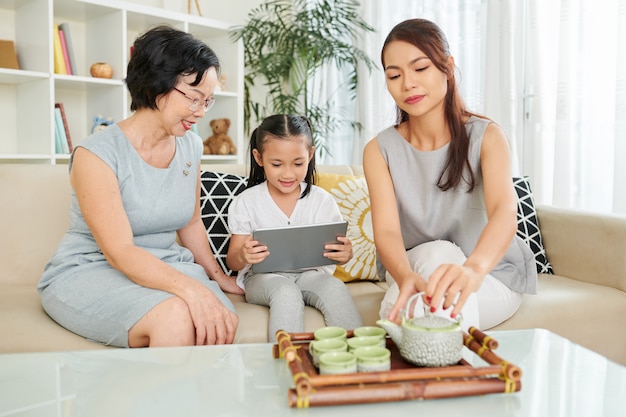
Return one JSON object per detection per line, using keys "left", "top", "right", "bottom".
{"left": 316, "top": 173, "right": 379, "bottom": 282}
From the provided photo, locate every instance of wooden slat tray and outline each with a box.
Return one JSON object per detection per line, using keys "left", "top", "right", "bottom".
{"left": 272, "top": 327, "right": 521, "bottom": 408}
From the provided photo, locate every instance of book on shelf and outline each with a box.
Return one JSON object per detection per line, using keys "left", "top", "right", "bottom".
{"left": 55, "top": 102, "right": 73, "bottom": 153}
{"left": 54, "top": 107, "right": 68, "bottom": 154}
{"left": 58, "top": 23, "right": 77, "bottom": 75}
{"left": 58, "top": 27, "right": 72, "bottom": 75}
{"left": 52, "top": 24, "right": 67, "bottom": 74}
{"left": 54, "top": 122, "right": 62, "bottom": 153}
{"left": 0, "top": 39, "right": 20, "bottom": 69}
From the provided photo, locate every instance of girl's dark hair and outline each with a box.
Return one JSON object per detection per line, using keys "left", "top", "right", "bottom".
{"left": 382, "top": 18, "right": 476, "bottom": 192}
{"left": 247, "top": 114, "right": 316, "bottom": 198}
{"left": 125, "top": 25, "right": 220, "bottom": 111}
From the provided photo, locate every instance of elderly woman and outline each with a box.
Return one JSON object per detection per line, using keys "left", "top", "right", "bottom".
{"left": 38, "top": 25, "right": 242, "bottom": 348}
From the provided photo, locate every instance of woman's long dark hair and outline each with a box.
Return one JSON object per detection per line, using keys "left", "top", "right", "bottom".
{"left": 382, "top": 18, "right": 476, "bottom": 192}
{"left": 247, "top": 114, "right": 316, "bottom": 198}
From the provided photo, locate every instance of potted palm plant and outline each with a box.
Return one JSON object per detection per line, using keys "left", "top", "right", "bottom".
{"left": 230, "top": 0, "right": 375, "bottom": 156}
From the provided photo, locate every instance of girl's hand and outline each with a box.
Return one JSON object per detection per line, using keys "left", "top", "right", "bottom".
{"left": 426, "top": 264, "right": 483, "bottom": 319}
{"left": 241, "top": 236, "right": 269, "bottom": 265}
{"left": 324, "top": 236, "right": 353, "bottom": 264}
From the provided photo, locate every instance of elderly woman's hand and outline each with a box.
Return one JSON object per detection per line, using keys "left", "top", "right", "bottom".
{"left": 183, "top": 283, "right": 239, "bottom": 345}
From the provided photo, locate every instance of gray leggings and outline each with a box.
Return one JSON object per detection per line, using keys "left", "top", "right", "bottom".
{"left": 243, "top": 270, "right": 363, "bottom": 342}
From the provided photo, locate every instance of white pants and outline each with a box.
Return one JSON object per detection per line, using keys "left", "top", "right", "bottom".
{"left": 379, "top": 240, "right": 523, "bottom": 330}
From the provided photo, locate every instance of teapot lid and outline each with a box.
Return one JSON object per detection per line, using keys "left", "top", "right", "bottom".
{"left": 402, "top": 292, "right": 462, "bottom": 332}
{"left": 404, "top": 315, "right": 461, "bottom": 332}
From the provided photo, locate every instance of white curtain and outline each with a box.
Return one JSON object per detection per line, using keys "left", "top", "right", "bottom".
{"left": 309, "top": 53, "right": 357, "bottom": 164}
{"left": 351, "top": 0, "right": 494, "bottom": 166}
{"left": 329, "top": 0, "right": 626, "bottom": 215}
{"left": 315, "top": 0, "right": 492, "bottom": 165}
{"left": 523, "top": 0, "right": 626, "bottom": 214}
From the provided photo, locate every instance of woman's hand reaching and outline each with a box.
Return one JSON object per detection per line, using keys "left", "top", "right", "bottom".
{"left": 387, "top": 271, "right": 427, "bottom": 322}
{"left": 425, "top": 263, "right": 483, "bottom": 319}
{"left": 386, "top": 262, "right": 483, "bottom": 322}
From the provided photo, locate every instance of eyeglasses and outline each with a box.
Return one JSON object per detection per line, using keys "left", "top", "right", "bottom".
{"left": 173, "top": 87, "right": 215, "bottom": 113}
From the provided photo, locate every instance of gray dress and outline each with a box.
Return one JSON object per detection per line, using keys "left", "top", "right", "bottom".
{"left": 376, "top": 116, "right": 537, "bottom": 294}
{"left": 38, "top": 124, "right": 235, "bottom": 347}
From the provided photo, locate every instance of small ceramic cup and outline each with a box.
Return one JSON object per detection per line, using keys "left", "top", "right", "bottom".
{"left": 353, "top": 346, "right": 391, "bottom": 372}
{"left": 314, "top": 326, "right": 347, "bottom": 341}
{"left": 318, "top": 351, "right": 357, "bottom": 375}
{"left": 353, "top": 326, "right": 387, "bottom": 347}
{"left": 310, "top": 338, "right": 348, "bottom": 367}
{"left": 346, "top": 336, "right": 381, "bottom": 352}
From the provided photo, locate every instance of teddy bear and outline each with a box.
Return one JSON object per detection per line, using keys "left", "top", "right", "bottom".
{"left": 203, "top": 118, "right": 237, "bottom": 155}
{"left": 91, "top": 114, "right": 114, "bottom": 133}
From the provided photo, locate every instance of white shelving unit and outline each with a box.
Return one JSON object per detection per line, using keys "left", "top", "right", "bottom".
{"left": 0, "top": 0, "right": 244, "bottom": 165}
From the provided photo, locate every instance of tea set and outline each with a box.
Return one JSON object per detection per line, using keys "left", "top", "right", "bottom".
{"left": 311, "top": 292, "right": 465, "bottom": 374}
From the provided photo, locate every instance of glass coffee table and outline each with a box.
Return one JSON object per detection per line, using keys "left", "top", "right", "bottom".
{"left": 0, "top": 329, "right": 624, "bottom": 417}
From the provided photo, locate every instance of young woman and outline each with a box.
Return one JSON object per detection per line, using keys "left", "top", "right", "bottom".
{"left": 364, "top": 19, "right": 537, "bottom": 330}
{"left": 226, "top": 114, "right": 363, "bottom": 341}
{"left": 38, "top": 26, "right": 241, "bottom": 348}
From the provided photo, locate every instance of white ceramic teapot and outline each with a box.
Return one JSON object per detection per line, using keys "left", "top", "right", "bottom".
{"left": 376, "top": 292, "right": 463, "bottom": 367}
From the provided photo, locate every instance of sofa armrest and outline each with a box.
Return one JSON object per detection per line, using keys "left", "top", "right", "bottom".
{"left": 536, "top": 204, "right": 626, "bottom": 292}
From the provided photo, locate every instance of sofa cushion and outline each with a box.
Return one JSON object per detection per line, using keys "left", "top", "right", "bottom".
{"left": 0, "top": 284, "right": 108, "bottom": 352}
{"left": 513, "top": 176, "right": 553, "bottom": 274}
{"left": 200, "top": 171, "right": 248, "bottom": 276}
{"left": 491, "top": 273, "right": 626, "bottom": 365}
{"left": 316, "top": 173, "right": 379, "bottom": 282}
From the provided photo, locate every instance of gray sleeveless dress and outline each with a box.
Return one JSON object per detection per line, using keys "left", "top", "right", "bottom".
{"left": 376, "top": 116, "right": 537, "bottom": 294}
{"left": 38, "top": 124, "right": 235, "bottom": 347}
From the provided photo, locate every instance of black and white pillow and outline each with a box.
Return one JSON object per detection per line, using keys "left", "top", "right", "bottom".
{"left": 513, "top": 176, "right": 553, "bottom": 274}
{"left": 200, "top": 171, "right": 248, "bottom": 276}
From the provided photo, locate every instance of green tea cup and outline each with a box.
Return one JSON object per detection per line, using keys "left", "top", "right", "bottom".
{"left": 319, "top": 351, "right": 357, "bottom": 375}
{"left": 310, "top": 338, "right": 347, "bottom": 367}
{"left": 314, "top": 326, "right": 347, "bottom": 341}
{"left": 347, "top": 336, "right": 381, "bottom": 352}
{"left": 353, "top": 326, "right": 387, "bottom": 346}
{"left": 353, "top": 346, "right": 391, "bottom": 372}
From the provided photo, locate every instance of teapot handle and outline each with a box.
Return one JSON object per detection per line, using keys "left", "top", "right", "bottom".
{"left": 403, "top": 292, "right": 427, "bottom": 320}
{"left": 403, "top": 292, "right": 463, "bottom": 324}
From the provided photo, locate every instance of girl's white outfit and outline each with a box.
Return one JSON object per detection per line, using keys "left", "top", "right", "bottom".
{"left": 228, "top": 181, "right": 363, "bottom": 341}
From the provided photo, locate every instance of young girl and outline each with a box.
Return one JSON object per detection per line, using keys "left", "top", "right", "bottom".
{"left": 226, "top": 114, "right": 363, "bottom": 341}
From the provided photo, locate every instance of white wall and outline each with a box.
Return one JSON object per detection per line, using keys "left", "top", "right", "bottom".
{"left": 124, "top": 0, "right": 264, "bottom": 25}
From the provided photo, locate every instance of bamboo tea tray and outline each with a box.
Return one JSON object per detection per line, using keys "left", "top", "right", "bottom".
{"left": 272, "top": 327, "right": 521, "bottom": 408}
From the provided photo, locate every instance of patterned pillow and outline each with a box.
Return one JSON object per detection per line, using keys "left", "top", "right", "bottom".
{"left": 316, "top": 173, "right": 379, "bottom": 282}
{"left": 513, "top": 176, "right": 553, "bottom": 274}
{"left": 200, "top": 171, "right": 247, "bottom": 276}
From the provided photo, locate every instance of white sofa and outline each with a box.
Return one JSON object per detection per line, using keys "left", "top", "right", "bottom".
{"left": 1, "top": 163, "right": 625, "bottom": 366}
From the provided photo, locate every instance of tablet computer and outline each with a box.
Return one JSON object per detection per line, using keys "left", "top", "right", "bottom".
{"left": 251, "top": 220, "right": 348, "bottom": 273}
